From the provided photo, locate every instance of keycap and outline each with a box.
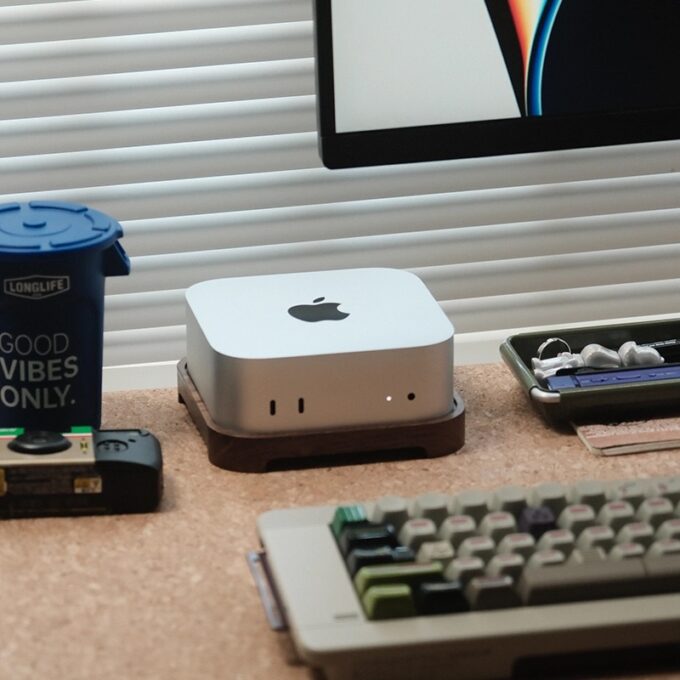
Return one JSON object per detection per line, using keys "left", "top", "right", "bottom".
{"left": 526, "top": 549, "right": 565, "bottom": 569}
{"left": 529, "top": 483, "right": 568, "bottom": 515}
{"left": 647, "top": 538, "right": 680, "bottom": 558}
{"left": 646, "top": 478, "right": 680, "bottom": 505}
{"left": 518, "top": 559, "right": 647, "bottom": 605}
{"left": 438, "top": 515, "right": 476, "bottom": 547}
{"left": 444, "top": 557, "right": 485, "bottom": 585}
{"left": 411, "top": 492, "right": 450, "bottom": 526}
{"left": 398, "top": 518, "right": 437, "bottom": 551}
{"left": 536, "top": 529, "right": 575, "bottom": 556}
{"left": 617, "top": 522, "right": 655, "bottom": 548}
{"left": 597, "top": 500, "right": 635, "bottom": 532}
{"left": 457, "top": 535, "right": 495, "bottom": 563}
{"left": 497, "top": 532, "right": 536, "bottom": 559}
{"left": 371, "top": 496, "right": 410, "bottom": 529}
{"left": 568, "top": 547, "right": 607, "bottom": 565}
{"left": 362, "top": 584, "right": 416, "bottom": 620}
{"left": 569, "top": 481, "right": 607, "bottom": 511}
{"left": 636, "top": 497, "right": 674, "bottom": 528}
{"left": 354, "top": 562, "right": 443, "bottom": 597}
{"left": 518, "top": 506, "right": 556, "bottom": 539}
{"left": 486, "top": 552, "right": 525, "bottom": 581}
{"left": 346, "top": 545, "right": 415, "bottom": 576}
{"left": 415, "top": 581, "right": 469, "bottom": 615}
{"left": 465, "top": 575, "right": 521, "bottom": 610}
{"left": 609, "top": 542, "right": 645, "bottom": 560}
{"left": 450, "top": 490, "right": 490, "bottom": 522}
{"left": 656, "top": 518, "right": 680, "bottom": 541}
{"left": 490, "top": 486, "right": 527, "bottom": 516}
{"left": 557, "top": 504, "right": 596, "bottom": 534}
{"left": 478, "top": 512, "right": 517, "bottom": 542}
{"left": 339, "top": 524, "right": 398, "bottom": 556}
{"left": 642, "top": 554, "right": 680, "bottom": 592}
{"left": 608, "top": 480, "right": 646, "bottom": 507}
{"left": 331, "top": 505, "right": 368, "bottom": 539}
{"left": 576, "top": 525, "right": 615, "bottom": 552}
{"left": 416, "top": 541, "right": 455, "bottom": 566}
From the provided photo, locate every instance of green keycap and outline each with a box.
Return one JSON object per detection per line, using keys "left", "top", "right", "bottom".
{"left": 362, "top": 584, "right": 416, "bottom": 620}
{"left": 331, "top": 505, "right": 367, "bottom": 539}
{"left": 354, "top": 561, "right": 443, "bottom": 596}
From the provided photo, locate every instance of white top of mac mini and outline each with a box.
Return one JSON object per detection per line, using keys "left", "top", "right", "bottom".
{"left": 185, "top": 268, "right": 454, "bottom": 436}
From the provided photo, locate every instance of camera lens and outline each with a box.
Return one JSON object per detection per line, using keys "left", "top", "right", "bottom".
{"left": 8, "top": 430, "right": 72, "bottom": 455}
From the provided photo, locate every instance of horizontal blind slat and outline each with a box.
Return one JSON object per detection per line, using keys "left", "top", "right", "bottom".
{"left": 5, "top": 165, "right": 680, "bottom": 224}
{"left": 104, "top": 326, "right": 186, "bottom": 367}
{"left": 105, "top": 291, "right": 184, "bottom": 333}
{"left": 111, "top": 242, "right": 680, "bottom": 299}
{"left": 7, "top": 136, "right": 680, "bottom": 194}
{"left": 0, "top": 0, "right": 312, "bottom": 43}
{"left": 0, "top": 59, "right": 315, "bottom": 119}
{"left": 0, "top": 134, "right": 318, "bottom": 192}
{"left": 413, "top": 245, "right": 680, "bottom": 300}
{"left": 442, "top": 279, "right": 680, "bottom": 333}
{"left": 0, "top": 97, "right": 316, "bottom": 157}
{"left": 4, "top": 132, "right": 680, "bottom": 183}
{"left": 121, "top": 205, "right": 680, "bottom": 258}
{"left": 0, "top": 22, "right": 312, "bottom": 82}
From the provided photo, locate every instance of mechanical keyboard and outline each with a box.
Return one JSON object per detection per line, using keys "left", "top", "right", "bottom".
{"left": 251, "top": 475, "right": 680, "bottom": 679}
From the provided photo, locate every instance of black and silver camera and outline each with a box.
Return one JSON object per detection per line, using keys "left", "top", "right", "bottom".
{"left": 0, "top": 427, "right": 163, "bottom": 518}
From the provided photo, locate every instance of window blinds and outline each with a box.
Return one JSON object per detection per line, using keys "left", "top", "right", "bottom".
{"left": 2, "top": 0, "right": 679, "bottom": 377}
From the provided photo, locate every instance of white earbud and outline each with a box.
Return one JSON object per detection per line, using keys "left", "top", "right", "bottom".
{"left": 618, "top": 341, "right": 664, "bottom": 367}
{"left": 579, "top": 343, "right": 621, "bottom": 369}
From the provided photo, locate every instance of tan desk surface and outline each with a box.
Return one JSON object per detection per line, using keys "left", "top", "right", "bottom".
{"left": 2, "top": 363, "right": 679, "bottom": 680}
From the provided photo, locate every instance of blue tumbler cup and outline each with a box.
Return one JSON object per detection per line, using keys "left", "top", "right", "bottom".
{"left": 0, "top": 201, "right": 130, "bottom": 430}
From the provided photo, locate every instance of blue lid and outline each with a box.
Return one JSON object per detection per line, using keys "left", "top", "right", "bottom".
{"left": 0, "top": 201, "right": 124, "bottom": 257}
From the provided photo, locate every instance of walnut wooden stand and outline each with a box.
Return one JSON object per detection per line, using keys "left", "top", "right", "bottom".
{"left": 177, "top": 359, "right": 465, "bottom": 472}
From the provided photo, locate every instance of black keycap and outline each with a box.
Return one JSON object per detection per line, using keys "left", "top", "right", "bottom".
{"left": 339, "top": 524, "right": 399, "bottom": 556}
{"left": 415, "top": 581, "right": 470, "bottom": 615}
{"left": 346, "top": 545, "right": 414, "bottom": 576}
{"left": 518, "top": 506, "right": 557, "bottom": 540}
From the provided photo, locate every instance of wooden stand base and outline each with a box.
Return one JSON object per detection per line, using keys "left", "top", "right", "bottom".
{"left": 177, "top": 359, "right": 465, "bottom": 472}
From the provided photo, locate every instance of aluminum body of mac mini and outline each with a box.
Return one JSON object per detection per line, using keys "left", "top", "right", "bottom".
{"left": 184, "top": 268, "right": 454, "bottom": 436}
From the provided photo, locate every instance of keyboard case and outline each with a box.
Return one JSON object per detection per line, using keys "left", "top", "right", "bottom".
{"left": 256, "top": 489, "right": 680, "bottom": 680}
{"left": 500, "top": 318, "right": 680, "bottom": 426}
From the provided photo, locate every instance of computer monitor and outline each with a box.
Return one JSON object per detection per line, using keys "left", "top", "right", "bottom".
{"left": 314, "top": 0, "right": 680, "bottom": 169}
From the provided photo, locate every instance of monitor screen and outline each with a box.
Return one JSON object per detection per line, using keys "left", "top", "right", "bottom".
{"left": 314, "top": 0, "right": 680, "bottom": 168}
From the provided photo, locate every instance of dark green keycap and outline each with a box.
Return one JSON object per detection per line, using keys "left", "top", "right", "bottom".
{"left": 330, "top": 505, "right": 368, "bottom": 540}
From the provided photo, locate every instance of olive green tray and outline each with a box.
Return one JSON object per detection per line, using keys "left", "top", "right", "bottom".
{"left": 500, "top": 318, "right": 680, "bottom": 427}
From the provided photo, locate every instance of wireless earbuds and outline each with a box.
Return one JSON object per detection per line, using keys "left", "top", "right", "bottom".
{"left": 532, "top": 339, "right": 663, "bottom": 381}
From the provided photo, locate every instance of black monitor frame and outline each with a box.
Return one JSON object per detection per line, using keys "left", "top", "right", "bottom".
{"left": 314, "top": 1, "right": 680, "bottom": 169}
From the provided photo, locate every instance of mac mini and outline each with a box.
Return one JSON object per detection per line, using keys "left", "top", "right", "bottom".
{"left": 185, "top": 268, "right": 454, "bottom": 436}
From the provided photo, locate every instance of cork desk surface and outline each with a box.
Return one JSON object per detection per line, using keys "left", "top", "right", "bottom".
{"left": 2, "top": 362, "right": 679, "bottom": 680}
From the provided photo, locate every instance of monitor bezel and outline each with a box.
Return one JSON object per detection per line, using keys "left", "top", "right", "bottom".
{"left": 313, "top": 0, "right": 680, "bottom": 169}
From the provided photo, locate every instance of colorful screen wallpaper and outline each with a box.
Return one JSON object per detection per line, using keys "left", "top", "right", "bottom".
{"left": 485, "top": 0, "right": 680, "bottom": 117}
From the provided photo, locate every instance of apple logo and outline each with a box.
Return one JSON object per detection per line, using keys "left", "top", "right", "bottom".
{"left": 287, "top": 296, "right": 350, "bottom": 322}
